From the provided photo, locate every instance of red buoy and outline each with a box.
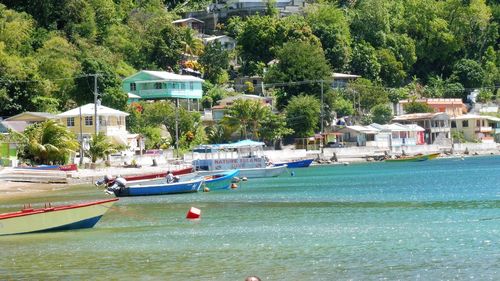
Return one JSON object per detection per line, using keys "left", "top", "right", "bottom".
{"left": 186, "top": 207, "right": 201, "bottom": 219}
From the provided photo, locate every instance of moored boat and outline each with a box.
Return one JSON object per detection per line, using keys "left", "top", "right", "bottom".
{"left": 0, "top": 198, "right": 118, "bottom": 236}
{"left": 200, "top": 169, "right": 240, "bottom": 190}
{"left": 385, "top": 153, "right": 440, "bottom": 162}
{"left": 192, "top": 140, "right": 288, "bottom": 178}
{"left": 110, "top": 178, "right": 203, "bottom": 197}
{"left": 273, "top": 158, "right": 314, "bottom": 168}
{"left": 14, "top": 164, "right": 78, "bottom": 171}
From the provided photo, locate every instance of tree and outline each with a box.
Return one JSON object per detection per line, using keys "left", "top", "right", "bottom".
{"left": 305, "top": 4, "right": 352, "bottom": 70}
{"left": 285, "top": 95, "right": 320, "bottom": 137}
{"left": 179, "top": 27, "right": 204, "bottom": 57}
{"left": 450, "top": 59, "right": 485, "bottom": 89}
{"left": 265, "top": 41, "right": 331, "bottom": 108}
{"left": 404, "top": 101, "right": 434, "bottom": 113}
{"left": 371, "top": 104, "right": 393, "bottom": 124}
{"left": 19, "top": 120, "right": 79, "bottom": 164}
{"left": 199, "top": 42, "right": 229, "bottom": 84}
{"left": 85, "top": 133, "right": 117, "bottom": 163}
{"left": 377, "top": 48, "right": 406, "bottom": 87}
{"left": 222, "top": 99, "right": 269, "bottom": 140}
{"left": 347, "top": 78, "right": 389, "bottom": 113}
{"left": 259, "top": 112, "right": 293, "bottom": 146}
{"left": 350, "top": 41, "right": 381, "bottom": 81}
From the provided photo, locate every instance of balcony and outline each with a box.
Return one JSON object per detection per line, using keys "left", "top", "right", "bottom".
{"left": 476, "top": 126, "right": 493, "bottom": 133}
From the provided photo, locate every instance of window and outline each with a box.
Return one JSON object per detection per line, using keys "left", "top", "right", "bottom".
{"left": 155, "top": 82, "right": 162, "bottom": 89}
{"left": 85, "top": 116, "right": 93, "bottom": 126}
{"left": 130, "top": 83, "right": 136, "bottom": 91}
{"left": 190, "top": 82, "right": 194, "bottom": 90}
{"left": 99, "top": 116, "right": 105, "bottom": 126}
{"left": 67, "top": 117, "right": 75, "bottom": 127}
{"left": 451, "top": 121, "right": 456, "bottom": 128}
{"left": 476, "top": 120, "right": 481, "bottom": 127}
{"left": 462, "top": 120, "right": 468, "bottom": 128}
{"left": 181, "top": 83, "right": 185, "bottom": 90}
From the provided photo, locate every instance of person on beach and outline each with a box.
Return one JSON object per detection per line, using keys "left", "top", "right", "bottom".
{"left": 165, "top": 171, "right": 174, "bottom": 183}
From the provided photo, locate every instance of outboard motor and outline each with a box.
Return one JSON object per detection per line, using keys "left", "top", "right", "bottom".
{"left": 95, "top": 175, "right": 113, "bottom": 187}
{"left": 106, "top": 176, "right": 127, "bottom": 196}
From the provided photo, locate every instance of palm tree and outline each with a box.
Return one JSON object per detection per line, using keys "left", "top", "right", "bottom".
{"left": 222, "top": 99, "right": 270, "bottom": 140}
{"left": 21, "top": 120, "right": 79, "bottom": 164}
{"left": 180, "top": 27, "right": 204, "bottom": 58}
{"left": 85, "top": 133, "right": 118, "bottom": 163}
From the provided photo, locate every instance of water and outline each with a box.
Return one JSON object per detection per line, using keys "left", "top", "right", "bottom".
{"left": 1, "top": 156, "right": 499, "bottom": 280}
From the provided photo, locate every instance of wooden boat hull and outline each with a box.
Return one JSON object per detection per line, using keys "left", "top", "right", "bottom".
{"left": 0, "top": 199, "right": 118, "bottom": 236}
{"left": 115, "top": 179, "right": 203, "bottom": 197}
{"left": 385, "top": 153, "right": 440, "bottom": 162}
{"left": 273, "top": 158, "right": 314, "bottom": 168}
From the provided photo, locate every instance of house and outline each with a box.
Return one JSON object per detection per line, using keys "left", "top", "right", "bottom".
{"left": 234, "top": 76, "right": 265, "bottom": 95}
{"left": 122, "top": 70, "right": 204, "bottom": 102}
{"left": 335, "top": 123, "right": 425, "bottom": 148}
{"left": 202, "top": 35, "right": 237, "bottom": 51}
{"left": 450, "top": 114, "right": 500, "bottom": 143}
{"left": 172, "top": 18, "right": 204, "bottom": 33}
{"left": 331, "top": 73, "right": 361, "bottom": 89}
{"left": 211, "top": 94, "right": 273, "bottom": 121}
{"left": 0, "top": 120, "right": 29, "bottom": 134}
{"left": 395, "top": 98, "right": 466, "bottom": 116}
{"left": 392, "top": 112, "right": 451, "bottom": 145}
{"left": 5, "top": 112, "right": 56, "bottom": 124}
{"left": 57, "top": 103, "right": 138, "bottom": 149}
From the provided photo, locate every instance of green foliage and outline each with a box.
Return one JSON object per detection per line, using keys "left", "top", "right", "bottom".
{"left": 347, "top": 78, "right": 389, "bottom": 113}
{"left": 450, "top": 59, "right": 485, "bottom": 89}
{"left": 451, "top": 130, "right": 466, "bottom": 144}
{"left": 19, "top": 120, "right": 79, "bottom": 164}
{"left": 350, "top": 41, "right": 381, "bottom": 81}
{"left": 199, "top": 42, "right": 229, "bottom": 84}
{"left": 285, "top": 95, "right": 320, "bottom": 138}
{"left": 305, "top": 4, "right": 352, "bottom": 71}
{"left": 476, "top": 90, "right": 494, "bottom": 103}
{"left": 85, "top": 133, "right": 117, "bottom": 163}
{"left": 221, "top": 99, "right": 270, "bottom": 140}
{"left": 370, "top": 104, "right": 393, "bottom": 124}
{"left": 404, "top": 101, "right": 434, "bottom": 114}
{"left": 265, "top": 41, "right": 331, "bottom": 108}
{"left": 258, "top": 112, "right": 293, "bottom": 144}
{"left": 331, "top": 96, "right": 355, "bottom": 117}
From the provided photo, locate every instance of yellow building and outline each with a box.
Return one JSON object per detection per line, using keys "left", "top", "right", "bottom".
{"left": 451, "top": 114, "right": 500, "bottom": 143}
{"left": 57, "top": 103, "right": 138, "bottom": 149}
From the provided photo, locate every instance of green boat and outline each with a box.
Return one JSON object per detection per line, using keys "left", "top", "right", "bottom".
{"left": 385, "top": 153, "right": 440, "bottom": 162}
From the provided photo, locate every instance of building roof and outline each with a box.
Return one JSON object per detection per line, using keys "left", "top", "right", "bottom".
{"left": 451, "top": 114, "right": 500, "bottom": 122}
{"left": 371, "top": 123, "right": 425, "bottom": 132}
{"left": 127, "top": 93, "right": 141, "bottom": 99}
{"left": 0, "top": 121, "right": 29, "bottom": 133}
{"left": 399, "top": 98, "right": 464, "bottom": 105}
{"left": 172, "top": 18, "right": 204, "bottom": 24}
{"left": 125, "top": 70, "right": 204, "bottom": 83}
{"left": 5, "top": 112, "right": 57, "bottom": 121}
{"left": 203, "top": 35, "right": 235, "bottom": 43}
{"left": 332, "top": 73, "right": 361, "bottom": 79}
{"left": 392, "top": 112, "right": 448, "bottom": 121}
{"left": 57, "top": 103, "right": 129, "bottom": 117}
{"left": 339, "top": 125, "right": 380, "bottom": 134}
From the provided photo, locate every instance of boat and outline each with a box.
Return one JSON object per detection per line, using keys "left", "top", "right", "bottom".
{"left": 110, "top": 178, "right": 204, "bottom": 197}
{"left": 122, "top": 166, "right": 193, "bottom": 182}
{"left": 273, "top": 158, "right": 314, "bottom": 168}
{"left": 192, "top": 140, "right": 288, "bottom": 178}
{"left": 198, "top": 169, "right": 240, "bottom": 190}
{"left": 0, "top": 198, "right": 118, "bottom": 236}
{"left": 15, "top": 164, "right": 78, "bottom": 171}
{"left": 385, "top": 153, "right": 440, "bottom": 162}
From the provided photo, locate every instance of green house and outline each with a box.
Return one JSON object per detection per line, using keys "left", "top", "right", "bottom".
{"left": 122, "top": 70, "right": 204, "bottom": 101}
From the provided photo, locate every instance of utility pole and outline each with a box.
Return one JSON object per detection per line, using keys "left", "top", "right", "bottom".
{"left": 79, "top": 106, "right": 84, "bottom": 165}
{"left": 175, "top": 98, "right": 179, "bottom": 158}
{"left": 92, "top": 74, "right": 100, "bottom": 135}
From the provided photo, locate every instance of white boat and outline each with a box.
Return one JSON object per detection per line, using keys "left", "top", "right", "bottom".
{"left": 192, "top": 140, "right": 288, "bottom": 178}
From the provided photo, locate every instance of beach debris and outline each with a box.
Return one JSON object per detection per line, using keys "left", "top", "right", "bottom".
{"left": 186, "top": 207, "right": 201, "bottom": 219}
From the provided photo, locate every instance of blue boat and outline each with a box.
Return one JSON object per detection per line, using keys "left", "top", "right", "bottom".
{"left": 200, "top": 170, "right": 240, "bottom": 190}
{"left": 273, "top": 158, "right": 314, "bottom": 168}
{"left": 112, "top": 178, "right": 203, "bottom": 197}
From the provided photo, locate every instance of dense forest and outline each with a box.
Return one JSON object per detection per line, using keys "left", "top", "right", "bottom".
{"left": 0, "top": 0, "right": 499, "bottom": 140}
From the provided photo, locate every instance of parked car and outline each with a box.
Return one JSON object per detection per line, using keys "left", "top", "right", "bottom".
{"left": 326, "top": 142, "right": 343, "bottom": 148}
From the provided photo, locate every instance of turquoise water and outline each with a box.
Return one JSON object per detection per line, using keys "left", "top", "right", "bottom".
{"left": 1, "top": 156, "right": 499, "bottom": 280}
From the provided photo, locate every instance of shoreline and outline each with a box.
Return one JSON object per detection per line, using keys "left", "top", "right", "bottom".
{"left": 1, "top": 152, "right": 498, "bottom": 198}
